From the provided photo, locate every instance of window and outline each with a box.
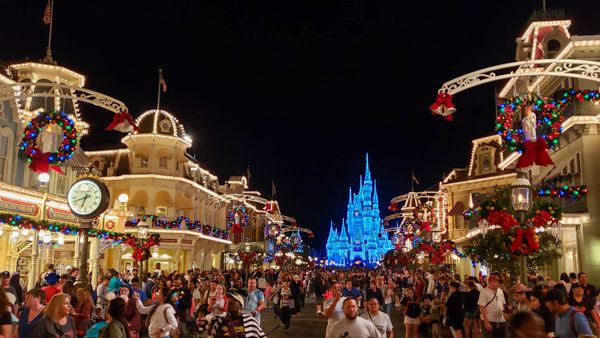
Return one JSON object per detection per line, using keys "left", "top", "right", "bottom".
{"left": 159, "top": 157, "right": 168, "bottom": 168}
{"left": 0, "top": 135, "right": 8, "bottom": 182}
{"left": 56, "top": 174, "right": 67, "bottom": 196}
{"left": 140, "top": 155, "right": 148, "bottom": 167}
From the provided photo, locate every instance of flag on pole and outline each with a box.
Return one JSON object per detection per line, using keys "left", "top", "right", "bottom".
{"left": 412, "top": 171, "right": 420, "bottom": 185}
{"left": 159, "top": 71, "right": 167, "bottom": 92}
{"left": 272, "top": 180, "right": 277, "bottom": 197}
{"left": 246, "top": 165, "right": 251, "bottom": 181}
{"left": 43, "top": 0, "right": 52, "bottom": 25}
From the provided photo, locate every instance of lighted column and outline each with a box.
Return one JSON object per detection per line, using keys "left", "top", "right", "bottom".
{"left": 27, "top": 231, "right": 40, "bottom": 290}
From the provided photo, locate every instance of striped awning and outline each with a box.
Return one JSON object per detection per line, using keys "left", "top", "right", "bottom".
{"left": 448, "top": 201, "right": 465, "bottom": 216}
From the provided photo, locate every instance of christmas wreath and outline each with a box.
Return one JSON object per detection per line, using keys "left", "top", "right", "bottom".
{"left": 20, "top": 110, "right": 78, "bottom": 173}
{"left": 226, "top": 205, "right": 249, "bottom": 234}
{"left": 127, "top": 233, "right": 161, "bottom": 262}
{"left": 264, "top": 222, "right": 281, "bottom": 239}
{"left": 496, "top": 89, "right": 600, "bottom": 169}
{"left": 464, "top": 189, "right": 562, "bottom": 256}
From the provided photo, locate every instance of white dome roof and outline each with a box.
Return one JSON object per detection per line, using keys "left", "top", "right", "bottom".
{"left": 134, "top": 109, "right": 187, "bottom": 139}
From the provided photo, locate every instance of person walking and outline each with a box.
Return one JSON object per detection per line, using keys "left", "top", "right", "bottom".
{"left": 361, "top": 297, "right": 394, "bottom": 338}
{"left": 478, "top": 273, "right": 507, "bottom": 338}
{"left": 99, "top": 297, "right": 130, "bottom": 338}
{"left": 208, "top": 292, "right": 266, "bottom": 338}
{"left": 329, "top": 298, "right": 379, "bottom": 338}
{"left": 324, "top": 282, "right": 346, "bottom": 338}
{"left": 544, "top": 288, "right": 593, "bottom": 338}
{"left": 133, "top": 287, "right": 179, "bottom": 338}
{"left": 243, "top": 278, "right": 265, "bottom": 324}
{"left": 18, "top": 289, "right": 46, "bottom": 338}
{"left": 30, "top": 293, "right": 77, "bottom": 338}
{"left": 276, "top": 280, "right": 295, "bottom": 334}
{"left": 445, "top": 281, "right": 465, "bottom": 338}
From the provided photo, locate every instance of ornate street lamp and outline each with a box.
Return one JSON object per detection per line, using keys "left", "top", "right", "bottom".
{"left": 137, "top": 219, "right": 149, "bottom": 274}
{"left": 511, "top": 173, "right": 532, "bottom": 213}
{"left": 511, "top": 172, "right": 531, "bottom": 284}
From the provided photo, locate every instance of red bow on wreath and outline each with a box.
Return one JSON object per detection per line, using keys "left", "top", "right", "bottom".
{"left": 509, "top": 227, "right": 540, "bottom": 255}
{"left": 430, "top": 92, "right": 457, "bottom": 121}
{"left": 28, "top": 149, "right": 64, "bottom": 174}
{"left": 105, "top": 110, "right": 139, "bottom": 133}
{"left": 486, "top": 210, "right": 519, "bottom": 233}
{"left": 516, "top": 138, "right": 554, "bottom": 169}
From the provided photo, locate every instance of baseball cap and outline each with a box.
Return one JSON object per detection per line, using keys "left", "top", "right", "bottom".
{"left": 227, "top": 292, "right": 245, "bottom": 308}
{"left": 0, "top": 271, "right": 10, "bottom": 278}
{"left": 44, "top": 272, "right": 59, "bottom": 285}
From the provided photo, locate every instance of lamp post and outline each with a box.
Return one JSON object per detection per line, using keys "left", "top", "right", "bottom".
{"left": 137, "top": 219, "right": 149, "bottom": 275}
{"left": 511, "top": 172, "right": 532, "bottom": 284}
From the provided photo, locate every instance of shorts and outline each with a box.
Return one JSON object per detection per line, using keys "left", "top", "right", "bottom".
{"left": 465, "top": 311, "right": 479, "bottom": 319}
{"left": 432, "top": 323, "right": 442, "bottom": 336}
{"left": 404, "top": 316, "right": 421, "bottom": 325}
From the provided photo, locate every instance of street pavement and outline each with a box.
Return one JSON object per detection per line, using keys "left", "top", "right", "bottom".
{"left": 259, "top": 297, "right": 407, "bottom": 338}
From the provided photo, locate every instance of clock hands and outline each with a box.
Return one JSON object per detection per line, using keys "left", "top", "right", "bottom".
{"left": 73, "top": 194, "right": 90, "bottom": 207}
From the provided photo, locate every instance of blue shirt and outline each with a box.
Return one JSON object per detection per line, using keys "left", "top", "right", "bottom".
{"left": 342, "top": 287, "right": 362, "bottom": 298}
{"left": 133, "top": 287, "right": 147, "bottom": 302}
{"left": 108, "top": 277, "right": 122, "bottom": 293}
{"left": 555, "top": 306, "right": 593, "bottom": 338}
{"left": 243, "top": 289, "right": 265, "bottom": 322}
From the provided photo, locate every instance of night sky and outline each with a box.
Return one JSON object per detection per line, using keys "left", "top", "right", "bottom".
{"left": 3, "top": 0, "right": 600, "bottom": 253}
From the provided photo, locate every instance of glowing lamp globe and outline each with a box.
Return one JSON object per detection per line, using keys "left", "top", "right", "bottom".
{"left": 38, "top": 172, "right": 50, "bottom": 183}
{"left": 118, "top": 193, "right": 129, "bottom": 203}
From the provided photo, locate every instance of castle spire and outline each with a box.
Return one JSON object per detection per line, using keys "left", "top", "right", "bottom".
{"left": 339, "top": 219, "right": 349, "bottom": 241}
{"left": 348, "top": 187, "right": 353, "bottom": 206}
{"left": 364, "top": 153, "right": 372, "bottom": 182}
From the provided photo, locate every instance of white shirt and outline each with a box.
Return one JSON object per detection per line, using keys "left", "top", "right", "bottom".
{"left": 135, "top": 301, "right": 178, "bottom": 337}
{"left": 361, "top": 311, "right": 393, "bottom": 338}
{"left": 257, "top": 277, "right": 267, "bottom": 289}
{"left": 324, "top": 296, "right": 346, "bottom": 338}
{"left": 329, "top": 317, "right": 380, "bottom": 338}
{"left": 477, "top": 287, "right": 506, "bottom": 323}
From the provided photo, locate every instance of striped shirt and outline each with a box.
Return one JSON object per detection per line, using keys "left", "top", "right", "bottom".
{"left": 209, "top": 313, "right": 266, "bottom": 338}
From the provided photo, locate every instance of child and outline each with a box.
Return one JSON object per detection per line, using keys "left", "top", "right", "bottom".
{"left": 195, "top": 303, "right": 209, "bottom": 338}
{"left": 430, "top": 298, "right": 442, "bottom": 338}
{"left": 264, "top": 282, "right": 273, "bottom": 309}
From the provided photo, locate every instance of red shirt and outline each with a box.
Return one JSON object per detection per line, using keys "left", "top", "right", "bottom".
{"left": 42, "top": 285, "right": 61, "bottom": 304}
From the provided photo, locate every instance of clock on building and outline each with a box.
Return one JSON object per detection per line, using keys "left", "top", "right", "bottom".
{"left": 67, "top": 176, "right": 110, "bottom": 220}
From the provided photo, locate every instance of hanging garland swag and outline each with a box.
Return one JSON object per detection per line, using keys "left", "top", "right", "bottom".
{"left": 0, "top": 212, "right": 160, "bottom": 261}
{"left": 20, "top": 110, "right": 78, "bottom": 174}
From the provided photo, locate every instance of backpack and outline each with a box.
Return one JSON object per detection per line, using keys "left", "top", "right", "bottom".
{"left": 406, "top": 301, "right": 421, "bottom": 318}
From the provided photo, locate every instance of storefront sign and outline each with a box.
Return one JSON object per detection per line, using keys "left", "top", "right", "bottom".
{"left": 46, "top": 207, "right": 78, "bottom": 223}
{"left": 0, "top": 196, "right": 38, "bottom": 216}
{"left": 181, "top": 239, "right": 193, "bottom": 245}
{"left": 160, "top": 238, "right": 178, "bottom": 244}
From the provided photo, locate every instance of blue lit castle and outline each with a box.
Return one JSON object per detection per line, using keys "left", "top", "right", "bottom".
{"left": 326, "top": 154, "right": 393, "bottom": 267}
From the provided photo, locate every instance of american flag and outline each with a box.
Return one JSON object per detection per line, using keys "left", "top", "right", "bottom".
{"left": 159, "top": 71, "right": 167, "bottom": 92}
{"left": 43, "top": 0, "right": 52, "bottom": 25}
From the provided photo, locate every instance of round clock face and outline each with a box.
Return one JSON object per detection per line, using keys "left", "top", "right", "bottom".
{"left": 67, "top": 179, "right": 108, "bottom": 218}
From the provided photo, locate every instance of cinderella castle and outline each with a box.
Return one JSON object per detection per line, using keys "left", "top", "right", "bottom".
{"left": 326, "top": 154, "right": 393, "bottom": 267}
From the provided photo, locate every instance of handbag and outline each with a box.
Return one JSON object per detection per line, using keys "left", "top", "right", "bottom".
{"left": 162, "top": 305, "right": 180, "bottom": 338}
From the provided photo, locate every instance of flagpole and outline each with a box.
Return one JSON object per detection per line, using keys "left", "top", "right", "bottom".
{"left": 411, "top": 170, "right": 414, "bottom": 192}
{"left": 44, "top": 0, "right": 54, "bottom": 63}
{"left": 156, "top": 69, "right": 163, "bottom": 112}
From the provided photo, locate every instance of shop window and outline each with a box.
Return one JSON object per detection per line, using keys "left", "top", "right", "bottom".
{"left": 0, "top": 135, "right": 8, "bottom": 182}
{"left": 159, "top": 157, "right": 168, "bottom": 168}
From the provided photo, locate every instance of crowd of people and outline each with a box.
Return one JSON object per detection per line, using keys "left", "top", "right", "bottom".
{"left": 0, "top": 262, "right": 597, "bottom": 338}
